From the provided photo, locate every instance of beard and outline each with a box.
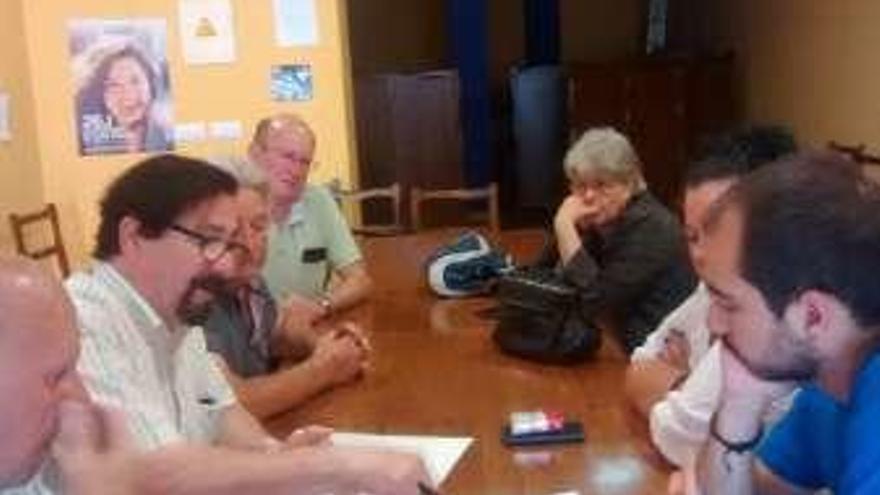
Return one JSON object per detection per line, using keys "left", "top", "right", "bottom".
{"left": 726, "top": 334, "right": 818, "bottom": 382}
{"left": 175, "top": 274, "right": 237, "bottom": 326}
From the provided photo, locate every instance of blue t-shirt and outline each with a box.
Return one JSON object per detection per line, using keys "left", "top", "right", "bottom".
{"left": 757, "top": 352, "right": 880, "bottom": 494}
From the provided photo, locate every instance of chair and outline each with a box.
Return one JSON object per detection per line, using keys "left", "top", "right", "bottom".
{"left": 828, "top": 140, "right": 880, "bottom": 164}
{"left": 327, "top": 180, "right": 404, "bottom": 236}
{"left": 828, "top": 141, "right": 880, "bottom": 183}
{"left": 409, "top": 183, "right": 500, "bottom": 235}
{"left": 8, "top": 203, "right": 70, "bottom": 277}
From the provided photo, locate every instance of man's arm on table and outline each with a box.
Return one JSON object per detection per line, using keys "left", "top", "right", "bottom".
{"left": 139, "top": 443, "right": 429, "bottom": 495}
{"left": 280, "top": 260, "right": 372, "bottom": 328}
{"left": 215, "top": 329, "right": 367, "bottom": 420}
{"left": 625, "top": 358, "right": 683, "bottom": 417}
{"left": 325, "top": 261, "right": 372, "bottom": 313}
{"left": 638, "top": 343, "right": 723, "bottom": 466}
{"left": 54, "top": 400, "right": 431, "bottom": 495}
{"left": 627, "top": 288, "right": 705, "bottom": 420}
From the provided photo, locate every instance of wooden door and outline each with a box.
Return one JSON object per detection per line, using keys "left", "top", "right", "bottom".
{"left": 628, "top": 63, "right": 688, "bottom": 210}
{"left": 567, "top": 64, "right": 629, "bottom": 142}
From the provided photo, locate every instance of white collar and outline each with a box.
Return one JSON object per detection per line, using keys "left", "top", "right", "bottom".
{"left": 285, "top": 199, "right": 306, "bottom": 227}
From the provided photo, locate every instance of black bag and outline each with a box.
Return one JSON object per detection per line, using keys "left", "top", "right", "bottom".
{"left": 492, "top": 268, "right": 600, "bottom": 364}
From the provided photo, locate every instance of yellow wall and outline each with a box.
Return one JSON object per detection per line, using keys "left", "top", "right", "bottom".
{"left": 713, "top": 0, "right": 880, "bottom": 149}
{"left": 18, "top": 0, "right": 357, "bottom": 266}
{"left": 0, "top": 0, "right": 44, "bottom": 254}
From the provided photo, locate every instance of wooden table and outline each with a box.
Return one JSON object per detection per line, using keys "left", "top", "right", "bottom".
{"left": 267, "top": 229, "right": 670, "bottom": 494}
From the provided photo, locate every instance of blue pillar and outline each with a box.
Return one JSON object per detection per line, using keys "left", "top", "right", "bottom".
{"left": 448, "top": 0, "right": 492, "bottom": 186}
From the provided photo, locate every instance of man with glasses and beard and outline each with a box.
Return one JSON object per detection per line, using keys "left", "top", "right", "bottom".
{"left": 64, "top": 154, "right": 431, "bottom": 494}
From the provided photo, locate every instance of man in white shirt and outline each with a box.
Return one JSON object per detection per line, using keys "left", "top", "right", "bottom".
{"left": 625, "top": 127, "right": 796, "bottom": 466}
{"left": 65, "top": 154, "right": 430, "bottom": 494}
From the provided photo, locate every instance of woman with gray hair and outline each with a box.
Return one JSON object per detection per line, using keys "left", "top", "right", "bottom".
{"left": 543, "top": 128, "right": 695, "bottom": 354}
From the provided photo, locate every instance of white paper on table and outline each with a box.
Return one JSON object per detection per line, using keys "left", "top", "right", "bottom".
{"left": 0, "top": 92, "right": 10, "bottom": 141}
{"left": 331, "top": 432, "right": 474, "bottom": 486}
{"left": 273, "top": 0, "right": 319, "bottom": 46}
{"left": 178, "top": 0, "right": 236, "bottom": 64}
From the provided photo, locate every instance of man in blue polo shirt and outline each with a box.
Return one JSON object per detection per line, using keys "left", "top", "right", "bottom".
{"left": 690, "top": 153, "right": 880, "bottom": 494}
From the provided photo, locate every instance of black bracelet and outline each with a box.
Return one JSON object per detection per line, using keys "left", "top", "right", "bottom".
{"left": 709, "top": 414, "right": 764, "bottom": 454}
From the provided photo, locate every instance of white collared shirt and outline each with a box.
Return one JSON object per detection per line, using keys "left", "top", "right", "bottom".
{"left": 631, "top": 283, "right": 713, "bottom": 368}
{"left": 0, "top": 467, "right": 56, "bottom": 495}
{"left": 631, "top": 284, "right": 719, "bottom": 465}
{"left": 66, "top": 261, "right": 236, "bottom": 449}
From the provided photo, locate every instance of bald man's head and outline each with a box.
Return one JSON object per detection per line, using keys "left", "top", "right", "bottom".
{"left": 0, "top": 257, "right": 67, "bottom": 324}
{"left": 250, "top": 113, "right": 315, "bottom": 152}
{"left": 248, "top": 113, "right": 317, "bottom": 206}
{"left": 0, "top": 257, "right": 84, "bottom": 487}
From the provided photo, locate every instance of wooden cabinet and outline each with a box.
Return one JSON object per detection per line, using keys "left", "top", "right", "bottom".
{"left": 567, "top": 55, "right": 735, "bottom": 209}
{"left": 353, "top": 69, "right": 464, "bottom": 226}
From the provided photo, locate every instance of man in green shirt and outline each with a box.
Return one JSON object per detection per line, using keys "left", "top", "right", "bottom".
{"left": 249, "top": 113, "right": 372, "bottom": 322}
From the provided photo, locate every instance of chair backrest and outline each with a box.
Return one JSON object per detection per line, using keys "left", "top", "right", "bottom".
{"left": 828, "top": 141, "right": 880, "bottom": 184}
{"left": 410, "top": 183, "right": 500, "bottom": 235}
{"left": 828, "top": 140, "right": 880, "bottom": 164}
{"left": 8, "top": 203, "right": 70, "bottom": 277}
{"left": 327, "top": 180, "right": 404, "bottom": 236}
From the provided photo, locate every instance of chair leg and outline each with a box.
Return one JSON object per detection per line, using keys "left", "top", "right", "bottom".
{"left": 410, "top": 188, "right": 423, "bottom": 231}
{"left": 48, "top": 204, "right": 71, "bottom": 277}
{"left": 485, "top": 183, "right": 500, "bottom": 236}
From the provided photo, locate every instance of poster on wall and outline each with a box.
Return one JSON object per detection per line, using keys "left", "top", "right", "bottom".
{"left": 179, "top": 0, "right": 237, "bottom": 65}
{"left": 273, "top": 0, "right": 319, "bottom": 47}
{"left": 270, "top": 64, "right": 313, "bottom": 101}
{"left": 69, "top": 18, "right": 174, "bottom": 155}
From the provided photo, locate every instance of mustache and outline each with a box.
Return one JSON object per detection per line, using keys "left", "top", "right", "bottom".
{"left": 176, "top": 274, "right": 237, "bottom": 326}
{"left": 191, "top": 274, "right": 238, "bottom": 297}
{"left": 723, "top": 338, "right": 816, "bottom": 382}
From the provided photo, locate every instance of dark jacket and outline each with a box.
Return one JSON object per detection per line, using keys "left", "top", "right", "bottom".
{"left": 203, "top": 279, "right": 279, "bottom": 378}
{"left": 538, "top": 191, "right": 696, "bottom": 353}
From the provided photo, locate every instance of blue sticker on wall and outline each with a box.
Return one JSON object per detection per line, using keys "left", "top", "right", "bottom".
{"left": 270, "top": 64, "right": 313, "bottom": 101}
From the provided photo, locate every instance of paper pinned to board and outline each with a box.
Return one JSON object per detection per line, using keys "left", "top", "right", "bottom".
{"left": 273, "top": 0, "right": 319, "bottom": 46}
{"left": 0, "top": 92, "right": 10, "bottom": 141}
{"left": 178, "top": 0, "right": 237, "bottom": 64}
{"left": 331, "top": 432, "right": 474, "bottom": 486}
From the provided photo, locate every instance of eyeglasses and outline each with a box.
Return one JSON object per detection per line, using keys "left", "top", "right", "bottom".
{"left": 169, "top": 224, "right": 250, "bottom": 262}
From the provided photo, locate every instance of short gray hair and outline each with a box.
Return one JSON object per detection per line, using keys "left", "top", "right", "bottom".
{"left": 564, "top": 128, "right": 646, "bottom": 191}
{"left": 206, "top": 155, "right": 270, "bottom": 197}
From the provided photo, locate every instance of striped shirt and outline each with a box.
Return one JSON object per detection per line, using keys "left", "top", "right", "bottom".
{"left": 65, "top": 261, "right": 236, "bottom": 448}
{"left": 0, "top": 465, "right": 57, "bottom": 495}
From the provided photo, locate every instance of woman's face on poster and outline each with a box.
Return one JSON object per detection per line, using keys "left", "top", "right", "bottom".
{"left": 102, "top": 56, "right": 152, "bottom": 128}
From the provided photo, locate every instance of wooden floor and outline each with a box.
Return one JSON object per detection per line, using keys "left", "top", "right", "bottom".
{"left": 266, "top": 229, "right": 671, "bottom": 495}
